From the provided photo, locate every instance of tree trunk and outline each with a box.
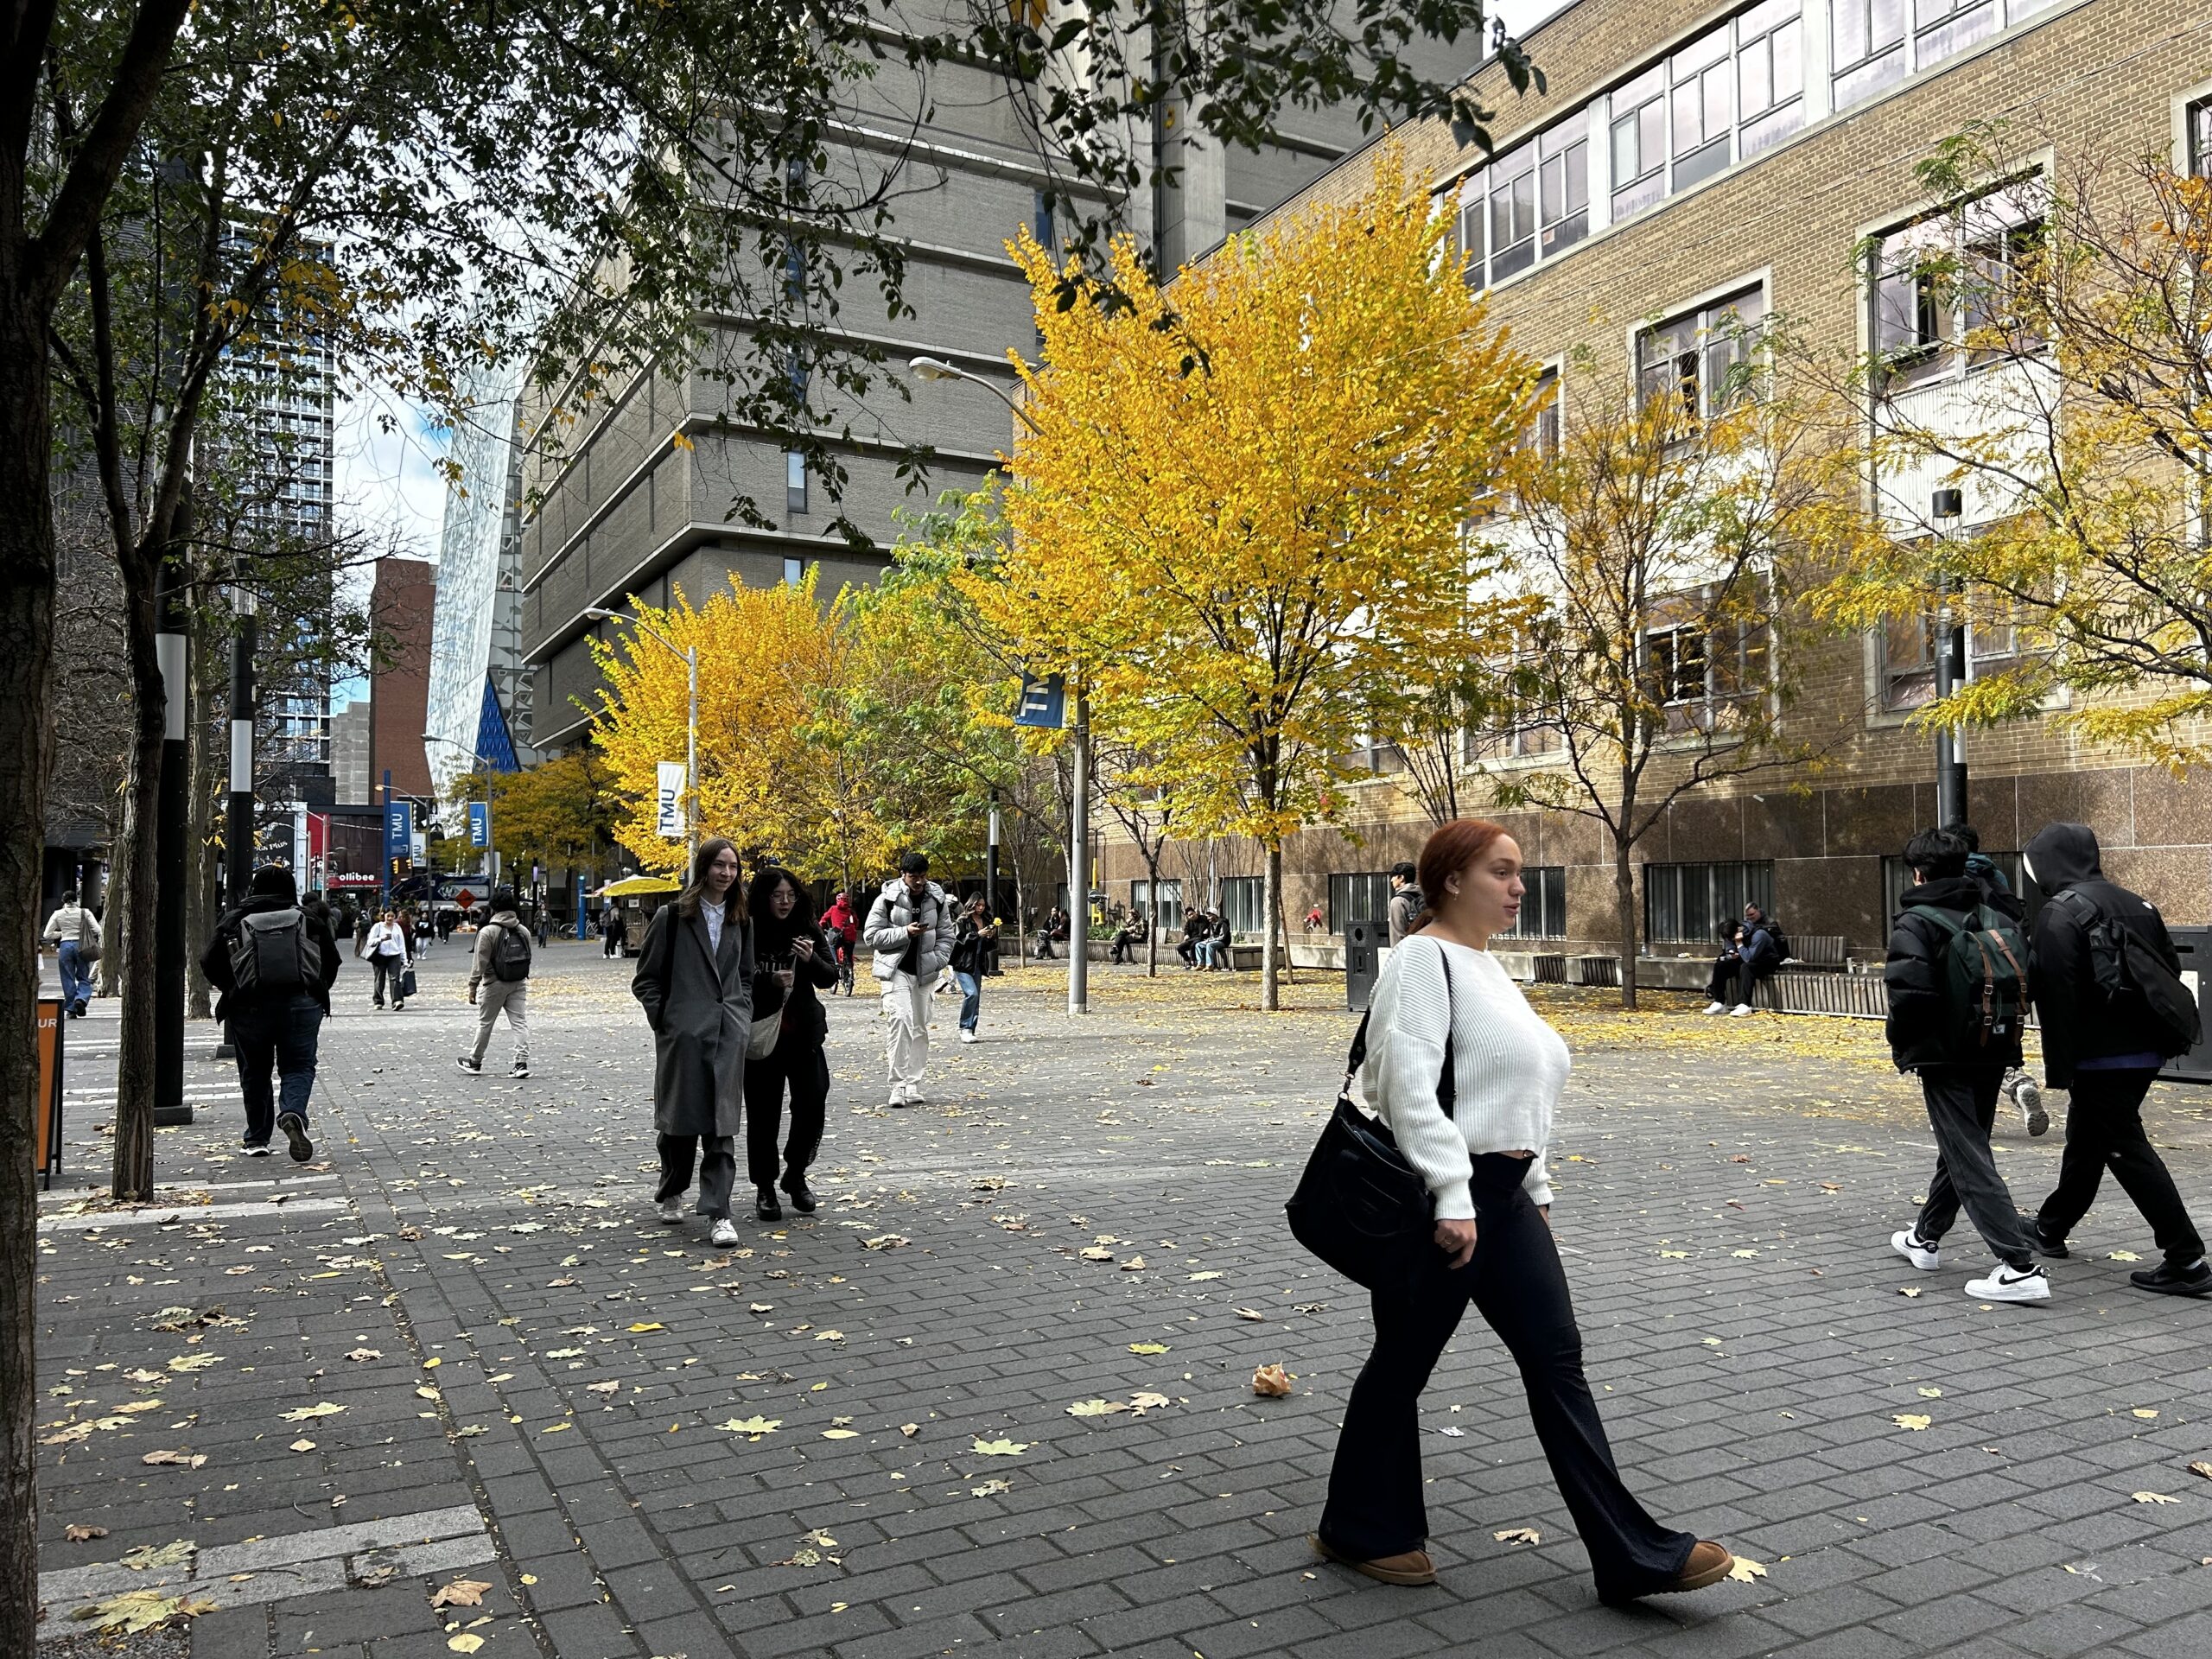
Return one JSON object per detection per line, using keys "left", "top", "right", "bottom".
{"left": 1613, "top": 830, "right": 1639, "bottom": 1012}
{"left": 1261, "top": 842, "right": 1282, "bottom": 1013}
{"left": 112, "top": 562, "right": 166, "bottom": 1200}
{"left": 1144, "top": 848, "right": 1161, "bottom": 977}
{"left": 0, "top": 285, "right": 64, "bottom": 1659}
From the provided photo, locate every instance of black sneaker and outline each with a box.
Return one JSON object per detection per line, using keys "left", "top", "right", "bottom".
{"left": 276, "top": 1111, "right": 315, "bottom": 1164}
{"left": 754, "top": 1187, "right": 783, "bottom": 1223}
{"left": 456, "top": 1056, "right": 482, "bottom": 1074}
{"left": 2130, "top": 1259, "right": 2212, "bottom": 1298}
{"left": 510, "top": 1063, "right": 531, "bottom": 1078}
{"left": 782, "top": 1177, "right": 817, "bottom": 1214}
{"left": 2030, "top": 1221, "right": 2069, "bottom": 1258}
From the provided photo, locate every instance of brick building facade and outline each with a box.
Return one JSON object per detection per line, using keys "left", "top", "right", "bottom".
{"left": 366, "top": 556, "right": 435, "bottom": 806}
{"left": 1097, "top": 0, "right": 2212, "bottom": 957}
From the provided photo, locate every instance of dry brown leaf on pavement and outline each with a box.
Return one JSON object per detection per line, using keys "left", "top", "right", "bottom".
{"left": 72, "top": 1590, "right": 217, "bottom": 1633}
{"left": 141, "top": 1450, "right": 207, "bottom": 1468}
{"left": 2189, "top": 1461, "right": 2212, "bottom": 1479}
{"left": 1493, "top": 1527, "right": 1541, "bottom": 1546}
{"left": 431, "top": 1578, "right": 493, "bottom": 1608}
{"left": 2133, "top": 1491, "right": 2180, "bottom": 1504}
{"left": 1252, "top": 1363, "right": 1293, "bottom": 1397}
{"left": 1892, "top": 1414, "right": 1932, "bottom": 1431}
{"left": 1727, "top": 1556, "right": 1769, "bottom": 1582}
{"left": 63, "top": 1524, "right": 108, "bottom": 1541}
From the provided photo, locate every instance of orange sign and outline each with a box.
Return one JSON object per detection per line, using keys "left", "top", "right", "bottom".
{"left": 35, "top": 996, "right": 62, "bottom": 1185}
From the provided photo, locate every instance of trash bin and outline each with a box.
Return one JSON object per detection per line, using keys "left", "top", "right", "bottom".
{"left": 2164, "top": 926, "right": 2212, "bottom": 1084}
{"left": 1345, "top": 918, "right": 1379, "bottom": 1012}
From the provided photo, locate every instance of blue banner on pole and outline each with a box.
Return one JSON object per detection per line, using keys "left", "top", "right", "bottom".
{"left": 1013, "top": 672, "right": 1066, "bottom": 729}
{"left": 384, "top": 801, "right": 412, "bottom": 858}
{"left": 467, "top": 800, "right": 491, "bottom": 848}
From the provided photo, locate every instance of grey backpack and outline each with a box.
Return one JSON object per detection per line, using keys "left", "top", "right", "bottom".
{"left": 231, "top": 908, "right": 317, "bottom": 995}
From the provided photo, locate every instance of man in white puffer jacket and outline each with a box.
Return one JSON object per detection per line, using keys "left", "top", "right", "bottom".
{"left": 864, "top": 853, "right": 958, "bottom": 1107}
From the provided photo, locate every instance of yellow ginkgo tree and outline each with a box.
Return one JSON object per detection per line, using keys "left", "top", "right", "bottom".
{"left": 974, "top": 148, "right": 1536, "bottom": 1008}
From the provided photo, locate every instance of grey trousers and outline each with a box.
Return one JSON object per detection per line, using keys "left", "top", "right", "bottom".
{"left": 470, "top": 979, "right": 529, "bottom": 1067}
{"left": 1915, "top": 1065, "right": 2033, "bottom": 1270}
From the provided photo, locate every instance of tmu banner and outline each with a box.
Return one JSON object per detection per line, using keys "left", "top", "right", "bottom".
{"left": 656, "top": 762, "right": 687, "bottom": 840}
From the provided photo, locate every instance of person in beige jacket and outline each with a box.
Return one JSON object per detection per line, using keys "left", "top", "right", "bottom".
{"left": 457, "top": 887, "right": 531, "bottom": 1078}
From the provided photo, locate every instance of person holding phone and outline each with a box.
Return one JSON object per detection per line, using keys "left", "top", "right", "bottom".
{"left": 744, "top": 866, "right": 838, "bottom": 1220}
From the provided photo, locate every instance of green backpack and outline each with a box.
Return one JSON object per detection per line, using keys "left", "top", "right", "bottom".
{"left": 1905, "top": 903, "right": 2031, "bottom": 1052}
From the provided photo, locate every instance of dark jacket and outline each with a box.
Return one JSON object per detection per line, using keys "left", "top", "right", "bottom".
{"left": 750, "top": 918, "right": 838, "bottom": 1051}
{"left": 200, "top": 893, "right": 342, "bottom": 1022}
{"left": 632, "top": 900, "right": 755, "bottom": 1136}
{"left": 1738, "top": 920, "right": 1783, "bottom": 977}
{"left": 1962, "top": 853, "right": 2025, "bottom": 923}
{"left": 2024, "top": 822, "right": 2181, "bottom": 1087}
{"left": 1882, "top": 874, "right": 2024, "bottom": 1072}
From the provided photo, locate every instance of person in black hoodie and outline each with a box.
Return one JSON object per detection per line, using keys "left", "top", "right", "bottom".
{"left": 744, "top": 867, "right": 840, "bottom": 1222}
{"left": 200, "top": 866, "right": 341, "bottom": 1161}
{"left": 1882, "top": 829, "right": 2049, "bottom": 1302}
{"left": 2022, "top": 823, "right": 2209, "bottom": 1296}
{"left": 1942, "top": 821, "right": 2049, "bottom": 1137}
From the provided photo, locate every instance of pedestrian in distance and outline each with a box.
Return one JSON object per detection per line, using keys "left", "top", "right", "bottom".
{"left": 1942, "top": 820, "right": 2048, "bottom": 1136}
{"left": 1197, "top": 907, "right": 1232, "bottom": 970}
{"left": 1384, "top": 861, "right": 1421, "bottom": 947}
{"left": 1883, "top": 828, "right": 2049, "bottom": 1302}
{"left": 200, "top": 865, "right": 340, "bottom": 1162}
{"left": 1176, "top": 911, "right": 1205, "bottom": 969}
{"left": 822, "top": 889, "right": 860, "bottom": 994}
{"left": 601, "top": 897, "right": 623, "bottom": 957}
{"left": 41, "top": 887, "right": 100, "bottom": 1018}
{"left": 950, "top": 893, "right": 998, "bottom": 1042}
{"left": 743, "top": 866, "right": 838, "bottom": 1222}
{"left": 353, "top": 904, "right": 372, "bottom": 958}
{"left": 1704, "top": 905, "right": 1781, "bottom": 1014}
{"left": 2023, "top": 823, "right": 2209, "bottom": 1295}
{"left": 1313, "top": 817, "right": 1734, "bottom": 1601}
{"left": 865, "top": 852, "right": 957, "bottom": 1108}
{"left": 458, "top": 886, "right": 533, "bottom": 1079}
{"left": 632, "top": 838, "right": 754, "bottom": 1249}
{"left": 363, "top": 908, "right": 413, "bottom": 1009}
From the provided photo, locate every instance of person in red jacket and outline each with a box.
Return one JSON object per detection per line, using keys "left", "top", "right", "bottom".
{"left": 821, "top": 891, "right": 861, "bottom": 995}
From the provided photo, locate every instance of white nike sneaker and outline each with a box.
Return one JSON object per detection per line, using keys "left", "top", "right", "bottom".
{"left": 1965, "top": 1263, "right": 2050, "bottom": 1302}
{"left": 1891, "top": 1230, "right": 1942, "bottom": 1271}
{"left": 1703, "top": 1001, "right": 1727, "bottom": 1015}
{"left": 1729, "top": 1003, "right": 1756, "bottom": 1017}
{"left": 709, "top": 1217, "right": 740, "bottom": 1248}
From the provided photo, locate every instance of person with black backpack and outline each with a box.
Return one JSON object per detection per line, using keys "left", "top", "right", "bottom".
{"left": 1882, "top": 829, "right": 2048, "bottom": 1302}
{"left": 459, "top": 886, "right": 532, "bottom": 1079}
{"left": 2023, "top": 823, "right": 2208, "bottom": 1296}
{"left": 200, "top": 865, "right": 340, "bottom": 1161}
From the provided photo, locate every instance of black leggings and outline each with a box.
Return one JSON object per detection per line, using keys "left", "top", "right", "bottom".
{"left": 743, "top": 1043, "right": 830, "bottom": 1188}
{"left": 1319, "top": 1154, "right": 1694, "bottom": 1599}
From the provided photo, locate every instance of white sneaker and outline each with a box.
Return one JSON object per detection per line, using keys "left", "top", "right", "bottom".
{"left": 887, "top": 1086, "right": 910, "bottom": 1109}
{"left": 1891, "top": 1230, "right": 1942, "bottom": 1271}
{"left": 905, "top": 1086, "right": 926, "bottom": 1104}
{"left": 2013, "top": 1075, "right": 2048, "bottom": 1137}
{"left": 1703, "top": 1001, "right": 1727, "bottom": 1015}
{"left": 709, "top": 1217, "right": 740, "bottom": 1248}
{"left": 959, "top": 1029, "right": 977, "bottom": 1045}
{"left": 1729, "top": 1003, "right": 1756, "bottom": 1017}
{"left": 658, "top": 1198, "right": 684, "bottom": 1224}
{"left": 1965, "top": 1263, "right": 2051, "bottom": 1302}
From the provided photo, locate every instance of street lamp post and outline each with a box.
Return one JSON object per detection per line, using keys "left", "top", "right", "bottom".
{"left": 907, "top": 357, "right": 1095, "bottom": 1014}
{"left": 584, "top": 608, "right": 698, "bottom": 862}
{"left": 1930, "top": 488, "right": 1969, "bottom": 828}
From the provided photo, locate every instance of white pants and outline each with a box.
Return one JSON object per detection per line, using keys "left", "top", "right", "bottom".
{"left": 472, "top": 979, "right": 528, "bottom": 1067}
{"left": 879, "top": 971, "right": 931, "bottom": 1089}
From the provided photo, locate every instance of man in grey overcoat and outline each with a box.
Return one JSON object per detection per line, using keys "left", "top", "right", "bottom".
{"left": 632, "top": 838, "right": 755, "bottom": 1248}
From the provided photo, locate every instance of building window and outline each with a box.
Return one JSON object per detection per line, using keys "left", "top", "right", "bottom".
{"left": 1498, "top": 867, "right": 1568, "bottom": 939}
{"left": 1327, "top": 872, "right": 1393, "bottom": 934}
{"left": 783, "top": 556, "right": 806, "bottom": 586}
{"left": 1216, "top": 875, "right": 1264, "bottom": 937}
{"left": 1913, "top": 0, "right": 1997, "bottom": 67}
{"left": 1610, "top": 64, "right": 1669, "bottom": 219}
{"left": 1132, "top": 879, "right": 1183, "bottom": 933}
{"left": 1457, "top": 188, "right": 1486, "bottom": 287}
{"left": 1871, "top": 191, "right": 2044, "bottom": 391}
{"left": 1643, "top": 591, "right": 1770, "bottom": 733}
{"left": 1882, "top": 851, "right": 2037, "bottom": 927}
{"left": 785, "top": 449, "right": 808, "bottom": 515}
{"left": 1737, "top": 0, "right": 1805, "bottom": 157}
{"left": 1488, "top": 145, "right": 1539, "bottom": 281}
{"left": 1832, "top": 0, "right": 1908, "bottom": 105}
{"left": 1529, "top": 365, "right": 1561, "bottom": 458}
{"left": 1669, "top": 30, "right": 1734, "bottom": 190}
{"left": 1877, "top": 591, "right": 2019, "bottom": 711}
{"left": 2190, "top": 98, "right": 2212, "bottom": 179}
{"left": 1644, "top": 860, "right": 1775, "bottom": 944}
{"left": 1538, "top": 128, "right": 1589, "bottom": 257}
{"left": 1636, "top": 286, "right": 1768, "bottom": 419}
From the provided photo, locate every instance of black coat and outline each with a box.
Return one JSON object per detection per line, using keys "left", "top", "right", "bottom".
{"left": 200, "top": 894, "right": 342, "bottom": 1022}
{"left": 632, "top": 902, "right": 754, "bottom": 1137}
{"left": 2024, "top": 823, "right": 2182, "bottom": 1087}
{"left": 751, "top": 920, "right": 838, "bottom": 1050}
{"left": 1883, "top": 875, "right": 2024, "bottom": 1072}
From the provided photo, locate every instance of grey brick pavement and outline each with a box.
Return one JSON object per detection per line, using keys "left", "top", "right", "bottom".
{"left": 32, "top": 941, "right": 2212, "bottom": 1656}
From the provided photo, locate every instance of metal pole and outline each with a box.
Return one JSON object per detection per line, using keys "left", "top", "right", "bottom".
{"left": 1069, "top": 690, "right": 1089, "bottom": 1015}
{"left": 986, "top": 791, "right": 1001, "bottom": 924}
{"left": 684, "top": 644, "right": 699, "bottom": 862}
{"left": 153, "top": 490, "right": 193, "bottom": 1125}
{"left": 1930, "top": 488, "right": 1968, "bottom": 827}
{"left": 381, "top": 766, "right": 394, "bottom": 909}
{"left": 226, "top": 559, "right": 257, "bottom": 900}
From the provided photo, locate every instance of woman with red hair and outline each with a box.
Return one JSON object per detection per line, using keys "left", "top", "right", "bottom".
{"left": 1312, "top": 817, "right": 1733, "bottom": 1603}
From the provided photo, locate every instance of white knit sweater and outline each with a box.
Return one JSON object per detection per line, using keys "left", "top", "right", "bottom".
{"left": 1361, "top": 933, "right": 1569, "bottom": 1217}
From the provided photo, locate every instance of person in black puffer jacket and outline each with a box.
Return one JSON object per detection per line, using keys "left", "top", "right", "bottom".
{"left": 744, "top": 866, "right": 840, "bottom": 1223}
{"left": 200, "top": 866, "right": 341, "bottom": 1163}
{"left": 2022, "top": 822, "right": 2209, "bottom": 1295}
{"left": 1882, "top": 829, "right": 2047, "bottom": 1302}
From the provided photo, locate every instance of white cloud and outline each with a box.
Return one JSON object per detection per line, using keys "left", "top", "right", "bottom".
{"left": 334, "top": 372, "right": 448, "bottom": 568}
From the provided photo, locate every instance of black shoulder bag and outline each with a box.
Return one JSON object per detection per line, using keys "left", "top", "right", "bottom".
{"left": 1286, "top": 957, "right": 1456, "bottom": 1300}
